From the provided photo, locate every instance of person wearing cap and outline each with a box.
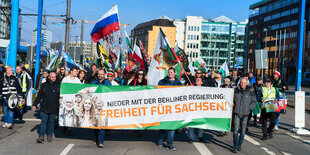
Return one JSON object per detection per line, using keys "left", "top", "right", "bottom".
{"left": 257, "top": 77, "right": 279, "bottom": 140}
{"left": 104, "top": 71, "right": 119, "bottom": 86}
{"left": 271, "top": 71, "right": 288, "bottom": 131}
{"left": 181, "top": 68, "right": 195, "bottom": 86}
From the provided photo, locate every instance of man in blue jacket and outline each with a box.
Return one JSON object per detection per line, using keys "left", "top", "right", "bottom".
{"left": 157, "top": 68, "right": 181, "bottom": 151}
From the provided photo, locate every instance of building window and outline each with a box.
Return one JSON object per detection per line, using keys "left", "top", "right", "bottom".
{"left": 194, "top": 26, "right": 196, "bottom": 31}
{"left": 264, "top": 16, "right": 271, "bottom": 22}
{"left": 291, "top": 7, "right": 299, "bottom": 14}
{"left": 272, "top": 13, "right": 280, "bottom": 19}
{"left": 188, "top": 26, "right": 190, "bottom": 31}
{"left": 197, "top": 35, "right": 199, "bottom": 40}
{"left": 281, "top": 10, "right": 290, "bottom": 17}
{"left": 280, "top": 22, "right": 289, "bottom": 28}
{"left": 191, "top": 26, "right": 193, "bottom": 31}
{"left": 290, "top": 20, "right": 298, "bottom": 26}
{"left": 188, "top": 35, "right": 190, "bottom": 40}
{"left": 197, "top": 27, "right": 199, "bottom": 31}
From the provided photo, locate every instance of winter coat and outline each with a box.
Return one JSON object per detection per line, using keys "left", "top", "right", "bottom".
{"left": 33, "top": 78, "right": 60, "bottom": 114}
{"left": 233, "top": 85, "right": 257, "bottom": 116}
{"left": 158, "top": 76, "right": 181, "bottom": 86}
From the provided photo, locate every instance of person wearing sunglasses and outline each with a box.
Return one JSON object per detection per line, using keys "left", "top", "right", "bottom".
{"left": 103, "top": 72, "right": 119, "bottom": 86}
{"left": 129, "top": 70, "right": 147, "bottom": 86}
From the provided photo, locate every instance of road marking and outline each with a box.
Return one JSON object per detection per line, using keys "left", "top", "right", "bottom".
{"left": 282, "top": 130, "right": 310, "bottom": 145}
{"left": 281, "top": 152, "right": 292, "bottom": 155}
{"left": 22, "top": 118, "right": 41, "bottom": 122}
{"left": 244, "top": 135, "right": 276, "bottom": 155}
{"left": 193, "top": 142, "right": 213, "bottom": 155}
{"left": 244, "top": 135, "right": 260, "bottom": 145}
{"left": 261, "top": 147, "right": 275, "bottom": 155}
{"left": 60, "top": 144, "right": 74, "bottom": 155}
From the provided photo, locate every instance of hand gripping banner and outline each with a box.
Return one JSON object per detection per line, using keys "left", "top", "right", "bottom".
{"left": 59, "top": 83, "right": 234, "bottom": 131}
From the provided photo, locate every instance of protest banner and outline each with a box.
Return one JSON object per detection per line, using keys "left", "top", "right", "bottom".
{"left": 59, "top": 83, "right": 234, "bottom": 131}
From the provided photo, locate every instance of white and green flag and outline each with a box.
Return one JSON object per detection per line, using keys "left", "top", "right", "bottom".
{"left": 219, "top": 61, "right": 230, "bottom": 77}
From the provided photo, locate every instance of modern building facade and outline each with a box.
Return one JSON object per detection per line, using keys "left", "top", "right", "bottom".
{"left": 131, "top": 16, "right": 176, "bottom": 57}
{"left": 32, "top": 28, "right": 53, "bottom": 49}
{"left": 247, "top": 0, "right": 309, "bottom": 84}
{"left": 0, "top": 0, "right": 11, "bottom": 39}
{"left": 174, "top": 16, "right": 247, "bottom": 70}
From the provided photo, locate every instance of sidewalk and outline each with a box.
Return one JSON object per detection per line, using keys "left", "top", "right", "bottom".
{"left": 286, "top": 85, "right": 310, "bottom": 111}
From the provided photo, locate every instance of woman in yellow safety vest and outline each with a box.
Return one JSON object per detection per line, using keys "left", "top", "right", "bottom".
{"left": 257, "top": 77, "right": 279, "bottom": 140}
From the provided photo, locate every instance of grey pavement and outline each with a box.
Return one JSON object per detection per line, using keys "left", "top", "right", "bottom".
{"left": 0, "top": 104, "right": 310, "bottom": 155}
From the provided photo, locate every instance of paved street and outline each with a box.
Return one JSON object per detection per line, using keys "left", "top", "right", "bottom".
{"left": 0, "top": 105, "right": 309, "bottom": 155}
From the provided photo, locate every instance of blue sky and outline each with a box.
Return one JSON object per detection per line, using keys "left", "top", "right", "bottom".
{"left": 20, "top": 0, "right": 259, "bottom": 43}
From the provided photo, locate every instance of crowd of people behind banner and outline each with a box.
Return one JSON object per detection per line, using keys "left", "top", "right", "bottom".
{"left": 0, "top": 61, "right": 288, "bottom": 153}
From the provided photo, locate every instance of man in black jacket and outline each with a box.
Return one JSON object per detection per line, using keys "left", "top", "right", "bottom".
{"left": 0, "top": 67, "right": 25, "bottom": 129}
{"left": 232, "top": 78, "right": 257, "bottom": 153}
{"left": 33, "top": 72, "right": 60, "bottom": 143}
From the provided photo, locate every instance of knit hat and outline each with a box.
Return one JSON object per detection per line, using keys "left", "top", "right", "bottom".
{"left": 107, "top": 72, "right": 114, "bottom": 77}
{"left": 274, "top": 71, "right": 280, "bottom": 77}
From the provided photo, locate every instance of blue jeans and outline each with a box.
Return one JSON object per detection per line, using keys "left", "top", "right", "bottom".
{"left": 39, "top": 112, "right": 56, "bottom": 136}
{"left": 233, "top": 114, "right": 248, "bottom": 148}
{"left": 275, "top": 113, "right": 280, "bottom": 126}
{"left": 158, "top": 130, "right": 175, "bottom": 148}
{"left": 2, "top": 100, "right": 14, "bottom": 124}
{"left": 94, "top": 129, "right": 105, "bottom": 144}
{"left": 187, "top": 128, "right": 204, "bottom": 141}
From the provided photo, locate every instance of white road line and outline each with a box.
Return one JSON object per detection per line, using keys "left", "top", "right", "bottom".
{"left": 193, "top": 142, "right": 213, "bottom": 155}
{"left": 60, "top": 144, "right": 74, "bottom": 155}
{"left": 22, "top": 118, "right": 41, "bottom": 122}
{"left": 244, "top": 135, "right": 260, "bottom": 145}
{"left": 244, "top": 135, "right": 276, "bottom": 155}
{"left": 261, "top": 147, "right": 275, "bottom": 155}
{"left": 281, "top": 151, "right": 292, "bottom": 155}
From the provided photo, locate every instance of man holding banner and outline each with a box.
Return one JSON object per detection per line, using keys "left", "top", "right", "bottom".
{"left": 91, "top": 69, "right": 108, "bottom": 148}
{"left": 157, "top": 68, "right": 181, "bottom": 151}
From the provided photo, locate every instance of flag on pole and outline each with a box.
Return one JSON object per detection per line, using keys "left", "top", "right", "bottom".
{"left": 96, "top": 42, "right": 109, "bottom": 66}
{"left": 115, "top": 48, "right": 122, "bottom": 69}
{"left": 159, "top": 28, "right": 182, "bottom": 63}
{"left": 125, "top": 31, "right": 133, "bottom": 59}
{"left": 133, "top": 44, "right": 145, "bottom": 70}
{"left": 139, "top": 40, "right": 150, "bottom": 66}
{"left": 219, "top": 61, "right": 230, "bottom": 78}
{"left": 147, "top": 28, "right": 182, "bottom": 85}
{"left": 109, "top": 49, "right": 118, "bottom": 64}
{"left": 90, "top": 5, "right": 120, "bottom": 43}
{"left": 194, "top": 57, "right": 207, "bottom": 69}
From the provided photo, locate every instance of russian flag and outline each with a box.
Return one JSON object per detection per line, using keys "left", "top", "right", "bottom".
{"left": 90, "top": 5, "right": 120, "bottom": 43}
